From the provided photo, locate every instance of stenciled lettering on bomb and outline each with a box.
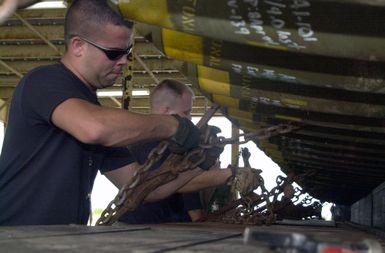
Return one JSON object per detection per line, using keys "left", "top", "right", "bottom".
{"left": 208, "top": 40, "right": 223, "bottom": 67}
{"left": 231, "top": 63, "right": 297, "bottom": 83}
{"left": 240, "top": 76, "right": 282, "bottom": 113}
{"left": 227, "top": 0, "right": 318, "bottom": 49}
{"left": 240, "top": 74, "right": 295, "bottom": 109}
{"left": 182, "top": 0, "right": 198, "bottom": 32}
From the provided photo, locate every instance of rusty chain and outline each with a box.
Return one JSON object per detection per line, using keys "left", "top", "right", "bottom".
{"left": 205, "top": 151, "right": 322, "bottom": 224}
{"left": 96, "top": 106, "right": 299, "bottom": 225}
{"left": 210, "top": 176, "right": 322, "bottom": 224}
{"left": 205, "top": 148, "right": 274, "bottom": 225}
{"left": 95, "top": 105, "right": 219, "bottom": 225}
{"left": 199, "top": 124, "right": 297, "bottom": 149}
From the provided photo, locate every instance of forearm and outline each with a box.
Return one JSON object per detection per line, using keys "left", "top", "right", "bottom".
{"left": 177, "top": 167, "right": 232, "bottom": 193}
{"left": 188, "top": 209, "right": 204, "bottom": 222}
{"left": 104, "top": 163, "right": 139, "bottom": 189}
{"left": 90, "top": 107, "right": 178, "bottom": 147}
{"left": 144, "top": 168, "right": 203, "bottom": 202}
{"left": 52, "top": 98, "right": 178, "bottom": 147}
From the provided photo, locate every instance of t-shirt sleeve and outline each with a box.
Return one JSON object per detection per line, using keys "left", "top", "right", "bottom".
{"left": 182, "top": 192, "right": 203, "bottom": 211}
{"left": 100, "top": 147, "right": 136, "bottom": 174}
{"left": 21, "top": 65, "right": 88, "bottom": 125}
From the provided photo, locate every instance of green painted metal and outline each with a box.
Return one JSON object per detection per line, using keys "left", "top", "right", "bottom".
{"left": 135, "top": 24, "right": 385, "bottom": 92}
{"left": 117, "top": 0, "right": 385, "bottom": 60}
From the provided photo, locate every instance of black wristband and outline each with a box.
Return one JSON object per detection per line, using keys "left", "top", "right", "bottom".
{"left": 168, "top": 114, "right": 201, "bottom": 154}
{"left": 169, "top": 114, "right": 188, "bottom": 145}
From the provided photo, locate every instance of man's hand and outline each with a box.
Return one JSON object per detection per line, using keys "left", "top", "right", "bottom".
{"left": 188, "top": 145, "right": 224, "bottom": 170}
{"left": 168, "top": 115, "right": 201, "bottom": 154}
{"left": 188, "top": 125, "right": 224, "bottom": 170}
{"left": 229, "top": 167, "right": 262, "bottom": 196}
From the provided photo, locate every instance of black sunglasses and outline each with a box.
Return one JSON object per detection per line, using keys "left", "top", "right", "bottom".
{"left": 80, "top": 37, "right": 132, "bottom": 61}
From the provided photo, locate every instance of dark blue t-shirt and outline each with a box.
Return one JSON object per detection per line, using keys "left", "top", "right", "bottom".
{"left": 0, "top": 63, "right": 134, "bottom": 225}
{"left": 118, "top": 141, "right": 202, "bottom": 224}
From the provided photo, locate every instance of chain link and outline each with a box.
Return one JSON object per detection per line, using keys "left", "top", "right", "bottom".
{"left": 199, "top": 124, "right": 298, "bottom": 149}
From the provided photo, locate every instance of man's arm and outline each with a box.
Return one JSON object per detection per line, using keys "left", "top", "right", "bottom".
{"left": 144, "top": 168, "right": 203, "bottom": 202}
{"left": 52, "top": 98, "right": 178, "bottom": 147}
{"left": 177, "top": 165, "right": 232, "bottom": 193}
{"left": 178, "top": 165, "right": 262, "bottom": 196}
{"left": 104, "top": 164, "right": 204, "bottom": 202}
{"left": 188, "top": 209, "right": 204, "bottom": 222}
{"left": 104, "top": 162, "right": 140, "bottom": 189}
{"left": 182, "top": 192, "right": 204, "bottom": 222}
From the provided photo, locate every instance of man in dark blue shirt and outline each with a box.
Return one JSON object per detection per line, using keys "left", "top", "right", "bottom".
{"left": 105, "top": 79, "right": 261, "bottom": 223}
{"left": 106, "top": 79, "right": 206, "bottom": 223}
{"left": 119, "top": 141, "right": 203, "bottom": 224}
{"left": 0, "top": 0, "right": 202, "bottom": 225}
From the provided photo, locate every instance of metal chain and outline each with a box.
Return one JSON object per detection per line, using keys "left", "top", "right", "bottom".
{"left": 206, "top": 169, "right": 323, "bottom": 224}
{"left": 206, "top": 149, "right": 313, "bottom": 224}
{"left": 205, "top": 148, "right": 271, "bottom": 224}
{"left": 199, "top": 124, "right": 298, "bottom": 149}
{"left": 96, "top": 106, "right": 220, "bottom": 225}
{"left": 96, "top": 117, "right": 298, "bottom": 225}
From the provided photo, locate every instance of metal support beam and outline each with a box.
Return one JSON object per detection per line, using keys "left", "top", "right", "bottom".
{"left": 0, "top": 87, "right": 16, "bottom": 99}
{"left": 14, "top": 12, "right": 62, "bottom": 55}
{"left": 231, "top": 124, "right": 239, "bottom": 166}
{"left": 133, "top": 52, "right": 159, "bottom": 84}
{"left": 108, "top": 96, "right": 121, "bottom": 108}
{"left": 0, "top": 59, "right": 23, "bottom": 77}
{"left": 0, "top": 98, "right": 10, "bottom": 124}
{"left": 0, "top": 99, "right": 8, "bottom": 110}
{"left": 122, "top": 29, "right": 135, "bottom": 110}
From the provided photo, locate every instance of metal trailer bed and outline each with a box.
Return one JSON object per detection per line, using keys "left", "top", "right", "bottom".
{"left": 1, "top": 221, "right": 384, "bottom": 252}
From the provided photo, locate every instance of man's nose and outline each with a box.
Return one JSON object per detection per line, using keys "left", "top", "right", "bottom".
{"left": 116, "top": 54, "right": 129, "bottom": 65}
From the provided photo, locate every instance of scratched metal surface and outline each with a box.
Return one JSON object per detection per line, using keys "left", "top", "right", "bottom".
{"left": 0, "top": 222, "right": 384, "bottom": 253}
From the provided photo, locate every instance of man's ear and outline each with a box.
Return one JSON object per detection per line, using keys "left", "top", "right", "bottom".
{"left": 69, "top": 37, "right": 85, "bottom": 57}
{"left": 157, "top": 105, "right": 170, "bottom": 115}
